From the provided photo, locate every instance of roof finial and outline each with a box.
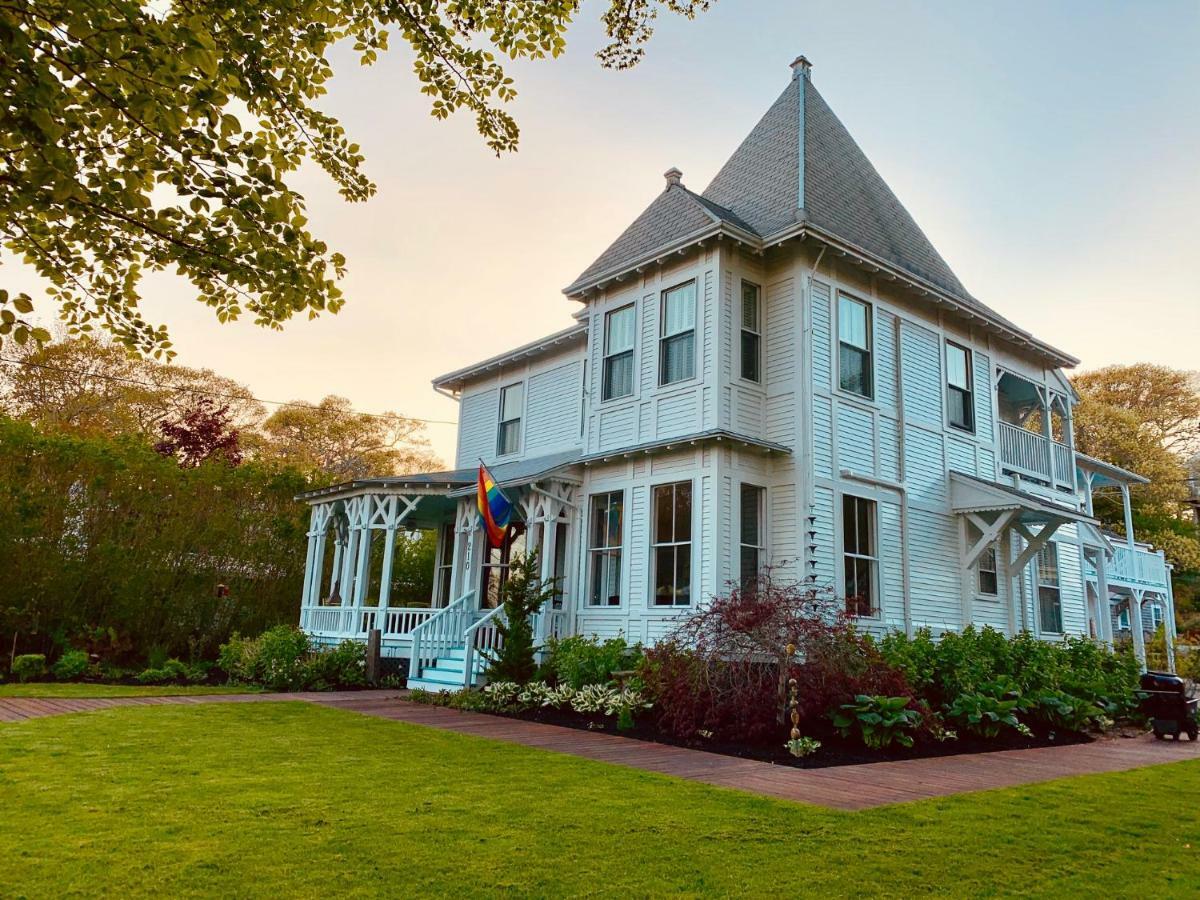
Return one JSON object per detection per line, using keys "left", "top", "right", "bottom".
{"left": 790, "top": 55, "right": 812, "bottom": 80}
{"left": 663, "top": 167, "right": 683, "bottom": 189}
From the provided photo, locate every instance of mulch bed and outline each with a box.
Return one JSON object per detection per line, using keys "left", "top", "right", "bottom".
{"left": 478, "top": 705, "right": 1100, "bottom": 768}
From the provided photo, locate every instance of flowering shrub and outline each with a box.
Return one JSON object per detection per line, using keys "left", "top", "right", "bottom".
{"left": 217, "top": 627, "right": 366, "bottom": 691}
{"left": 473, "top": 680, "right": 651, "bottom": 728}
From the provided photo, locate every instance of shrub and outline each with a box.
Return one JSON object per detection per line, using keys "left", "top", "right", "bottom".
{"left": 12, "top": 654, "right": 46, "bottom": 683}
{"left": 790, "top": 625, "right": 916, "bottom": 725}
{"left": 484, "top": 551, "right": 554, "bottom": 685}
{"left": 51, "top": 650, "right": 89, "bottom": 681}
{"left": 255, "top": 625, "right": 312, "bottom": 691}
{"left": 944, "top": 682, "right": 1028, "bottom": 739}
{"left": 217, "top": 632, "right": 257, "bottom": 683}
{"left": 541, "top": 634, "right": 643, "bottom": 689}
{"left": 304, "top": 641, "right": 367, "bottom": 690}
{"left": 832, "top": 695, "right": 921, "bottom": 749}
{"left": 135, "top": 658, "right": 207, "bottom": 685}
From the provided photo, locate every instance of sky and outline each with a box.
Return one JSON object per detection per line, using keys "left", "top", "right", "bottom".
{"left": 12, "top": 1, "right": 1200, "bottom": 464}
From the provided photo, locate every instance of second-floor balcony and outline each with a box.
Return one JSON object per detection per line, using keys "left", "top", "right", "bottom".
{"left": 996, "top": 371, "right": 1074, "bottom": 491}
{"left": 1085, "top": 543, "right": 1171, "bottom": 591}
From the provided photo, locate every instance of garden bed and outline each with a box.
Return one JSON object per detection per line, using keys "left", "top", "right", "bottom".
{"left": 463, "top": 702, "right": 1103, "bottom": 768}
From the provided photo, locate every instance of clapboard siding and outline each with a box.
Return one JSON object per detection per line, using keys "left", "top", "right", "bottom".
{"left": 811, "top": 280, "right": 832, "bottom": 389}
{"left": 455, "top": 388, "right": 498, "bottom": 466}
{"left": 900, "top": 321, "right": 942, "bottom": 426}
{"left": 524, "top": 361, "right": 582, "bottom": 454}
{"left": 836, "top": 404, "right": 875, "bottom": 473}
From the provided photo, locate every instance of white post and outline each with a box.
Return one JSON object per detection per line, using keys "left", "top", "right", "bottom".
{"left": 1165, "top": 565, "right": 1178, "bottom": 673}
{"left": 301, "top": 517, "right": 318, "bottom": 611}
{"left": 1129, "top": 588, "right": 1147, "bottom": 671}
{"left": 329, "top": 533, "right": 344, "bottom": 600}
{"left": 1120, "top": 482, "right": 1135, "bottom": 550}
{"left": 1094, "top": 548, "right": 1112, "bottom": 646}
{"left": 537, "top": 511, "right": 559, "bottom": 645}
{"left": 1082, "top": 471, "right": 1095, "bottom": 517}
{"left": 379, "top": 497, "right": 398, "bottom": 613}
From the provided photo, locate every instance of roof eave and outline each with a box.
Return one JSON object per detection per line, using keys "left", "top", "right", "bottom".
{"left": 768, "top": 223, "right": 1080, "bottom": 370}
{"left": 562, "top": 221, "right": 761, "bottom": 299}
{"left": 431, "top": 323, "right": 588, "bottom": 392}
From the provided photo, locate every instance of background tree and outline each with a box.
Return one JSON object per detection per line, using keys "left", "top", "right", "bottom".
{"left": 1074, "top": 364, "right": 1200, "bottom": 456}
{"left": 0, "top": 335, "right": 264, "bottom": 437}
{"left": 1, "top": 0, "right": 711, "bottom": 357}
{"left": 154, "top": 397, "right": 242, "bottom": 468}
{"left": 258, "top": 394, "right": 439, "bottom": 481}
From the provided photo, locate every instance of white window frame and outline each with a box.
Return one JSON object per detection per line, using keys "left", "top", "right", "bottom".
{"left": 496, "top": 382, "right": 524, "bottom": 457}
{"left": 739, "top": 483, "right": 766, "bottom": 590}
{"left": 587, "top": 490, "right": 624, "bottom": 607}
{"left": 651, "top": 480, "right": 693, "bottom": 607}
{"left": 977, "top": 543, "right": 999, "bottom": 597}
{"left": 601, "top": 304, "right": 636, "bottom": 402}
{"left": 946, "top": 340, "right": 975, "bottom": 433}
{"left": 837, "top": 293, "right": 874, "bottom": 400}
{"left": 658, "top": 280, "right": 697, "bottom": 387}
{"left": 1036, "top": 543, "right": 1063, "bottom": 635}
{"left": 434, "top": 522, "right": 455, "bottom": 606}
{"left": 841, "top": 493, "right": 879, "bottom": 618}
{"left": 739, "top": 281, "right": 762, "bottom": 385}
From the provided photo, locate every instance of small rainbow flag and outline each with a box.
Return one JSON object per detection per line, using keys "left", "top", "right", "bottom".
{"left": 477, "top": 462, "right": 512, "bottom": 548}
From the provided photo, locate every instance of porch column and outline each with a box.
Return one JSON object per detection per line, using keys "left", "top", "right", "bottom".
{"left": 329, "top": 531, "right": 345, "bottom": 600}
{"left": 1005, "top": 532, "right": 1020, "bottom": 636}
{"left": 301, "top": 508, "right": 319, "bottom": 609}
{"left": 1039, "top": 388, "right": 1054, "bottom": 481}
{"left": 309, "top": 528, "right": 327, "bottom": 606}
{"left": 537, "top": 506, "right": 560, "bottom": 644}
{"left": 1082, "top": 472, "right": 1095, "bottom": 518}
{"left": 1165, "top": 573, "right": 1178, "bottom": 673}
{"left": 1120, "top": 483, "right": 1135, "bottom": 550}
{"left": 1094, "top": 548, "right": 1112, "bottom": 646}
{"left": 378, "top": 497, "right": 398, "bottom": 627}
{"left": 1129, "top": 587, "right": 1146, "bottom": 670}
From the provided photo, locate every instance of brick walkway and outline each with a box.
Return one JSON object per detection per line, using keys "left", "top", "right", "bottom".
{"left": 3, "top": 690, "right": 1197, "bottom": 810}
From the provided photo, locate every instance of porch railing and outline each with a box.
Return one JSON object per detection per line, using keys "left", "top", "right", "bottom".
{"left": 462, "top": 605, "right": 507, "bottom": 688}
{"left": 998, "top": 422, "right": 1073, "bottom": 488}
{"left": 1087, "top": 546, "right": 1170, "bottom": 589}
{"left": 300, "top": 604, "right": 438, "bottom": 639}
{"left": 408, "top": 591, "right": 475, "bottom": 679}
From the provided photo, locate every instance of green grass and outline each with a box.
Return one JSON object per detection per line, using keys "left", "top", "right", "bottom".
{"left": 1, "top": 703, "right": 1198, "bottom": 897}
{"left": 0, "top": 682, "right": 261, "bottom": 698}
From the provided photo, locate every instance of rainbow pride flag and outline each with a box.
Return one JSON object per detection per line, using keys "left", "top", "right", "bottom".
{"left": 477, "top": 462, "right": 512, "bottom": 548}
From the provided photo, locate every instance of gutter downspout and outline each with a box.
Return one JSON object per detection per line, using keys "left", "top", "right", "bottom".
{"left": 893, "top": 319, "right": 913, "bottom": 636}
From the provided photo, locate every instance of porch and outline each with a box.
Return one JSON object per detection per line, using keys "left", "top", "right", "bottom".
{"left": 295, "top": 452, "right": 582, "bottom": 688}
{"left": 995, "top": 370, "right": 1074, "bottom": 491}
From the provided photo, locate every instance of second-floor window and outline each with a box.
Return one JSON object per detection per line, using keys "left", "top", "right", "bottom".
{"left": 659, "top": 281, "right": 696, "bottom": 386}
{"left": 1037, "top": 543, "right": 1063, "bottom": 634}
{"left": 497, "top": 382, "right": 523, "bottom": 455}
{"left": 588, "top": 491, "right": 623, "bottom": 606}
{"left": 740, "top": 281, "right": 761, "bottom": 383}
{"left": 843, "top": 494, "right": 878, "bottom": 617}
{"left": 946, "top": 341, "right": 974, "bottom": 432}
{"left": 652, "top": 480, "right": 692, "bottom": 606}
{"left": 838, "top": 294, "right": 873, "bottom": 398}
{"left": 602, "top": 304, "right": 636, "bottom": 401}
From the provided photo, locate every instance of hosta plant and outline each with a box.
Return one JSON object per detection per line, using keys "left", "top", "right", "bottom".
{"left": 831, "top": 695, "right": 921, "bottom": 749}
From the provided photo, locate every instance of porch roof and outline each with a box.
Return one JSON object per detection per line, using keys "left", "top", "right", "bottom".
{"left": 579, "top": 429, "right": 791, "bottom": 464}
{"left": 445, "top": 449, "right": 583, "bottom": 498}
{"left": 1074, "top": 452, "right": 1150, "bottom": 488}
{"left": 949, "top": 471, "right": 1098, "bottom": 528}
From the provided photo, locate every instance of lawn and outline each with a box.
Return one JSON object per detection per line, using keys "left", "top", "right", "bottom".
{"left": 1, "top": 703, "right": 1197, "bottom": 897}
{"left": 0, "top": 682, "right": 262, "bottom": 698}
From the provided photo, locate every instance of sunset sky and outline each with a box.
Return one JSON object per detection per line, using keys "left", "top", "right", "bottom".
{"left": 12, "top": 1, "right": 1200, "bottom": 465}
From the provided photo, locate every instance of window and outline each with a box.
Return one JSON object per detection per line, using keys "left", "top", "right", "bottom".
{"left": 496, "top": 382, "right": 523, "bottom": 455}
{"left": 435, "top": 523, "right": 455, "bottom": 605}
{"left": 740, "top": 281, "right": 761, "bottom": 383}
{"left": 552, "top": 521, "right": 568, "bottom": 610}
{"left": 1037, "top": 543, "right": 1063, "bottom": 634}
{"left": 602, "top": 304, "right": 636, "bottom": 401}
{"left": 739, "top": 484, "right": 766, "bottom": 591}
{"left": 842, "top": 494, "right": 878, "bottom": 617}
{"left": 946, "top": 342, "right": 974, "bottom": 432}
{"left": 588, "top": 491, "right": 624, "bottom": 606}
{"left": 977, "top": 544, "right": 998, "bottom": 596}
{"left": 659, "top": 281, "right": 696, "bottom": 385}
{"left": 479, "top": 523, "right": 526, "bottom": 609}
{"left": 652, "top": 481, "right": 692, "bottom": 606}
{"left": 1148, "top": 603, "right": 1164, "bottom": 633}
{"left": 838, "top": 294, "right": 873, "bottom": 398}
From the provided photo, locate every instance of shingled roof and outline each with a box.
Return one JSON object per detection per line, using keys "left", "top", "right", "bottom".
{"left": 562, "top": 59, "right": 1076, "bottom": 366}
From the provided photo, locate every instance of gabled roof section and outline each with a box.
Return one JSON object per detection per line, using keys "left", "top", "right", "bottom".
{"left": 563, "top": 176, "right": 755, "bottom": 295}
{"left": 432, "top": 323, "right": 587, "bottom": 393}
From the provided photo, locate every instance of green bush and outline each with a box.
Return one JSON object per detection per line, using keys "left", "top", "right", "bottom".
{"left": 135, "top": 658, "right": 208, "bottom": 685}
{"left": 945, "top": 686, "right": 1025, "bottom": 739}
{"left": 255, "top": 625, "right": 312, "bottom": 691}
{"left": 217, "top": 628, "right": 366, "bottom": 691}
{"left": 303, "top": 641, "right": 366, "bottom": 690}
{"left": 541, "top": 634, "right": 643, "bottom": 689}
{"left": 483, "top": 551, "right": 554, "bottom": 685}
{"left": 11, "top": 654, "right": 46, "bottom": 683}
{"left": 51, "top": 649, "right": 89, "bottom": 681}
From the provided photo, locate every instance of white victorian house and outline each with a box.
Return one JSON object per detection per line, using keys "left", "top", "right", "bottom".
{"left": 296, "top": 58, "right": 1178, "bottom": 690}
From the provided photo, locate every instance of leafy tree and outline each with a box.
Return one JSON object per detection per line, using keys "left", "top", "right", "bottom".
{"left": 1, "top": 0, "right": 711, "bottom": 356}
{"left": 484, "top": 550, "right": 554, "bottom": 685}
{"left": 154, "top": 396, "right": 242, "bottom": 468}
{"left": 1074, "top": 364, "right": 1200, "bottom": 456}
{"left": 257, "top": 395, "right": 439, "bottom": 480}
{"left": 0, "top": 335, "right": 264, "bottom": 437}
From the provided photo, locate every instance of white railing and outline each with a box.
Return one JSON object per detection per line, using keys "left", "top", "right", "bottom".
{"left": 462, "top": 605, "right": 507, "bottom": 688}
{"left": 408, "top": 591, "right": 475, "bottom": 679}
{"left": 301, "top": 604, "right": 439, "bottom": 640}
{"left": 384, "top": 607, "right": 437, "bottom": 637}
{"left": 545, "top": 609, "right": 569, "bottom": 641}
{"left": 998, "top": 422, "right": 1073, "bottom": 487}
{"left": 1085, "top": 546, "right": 1170, "bottom": 589}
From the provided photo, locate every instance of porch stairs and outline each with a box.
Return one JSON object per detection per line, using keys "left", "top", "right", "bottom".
{"left": 407, "top": 646, "right": 488, "bottom": 692}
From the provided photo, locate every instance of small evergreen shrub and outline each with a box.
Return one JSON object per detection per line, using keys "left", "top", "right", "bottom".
{"left": 483, "top": 551, "right": 554, "bottom": 685}
{"left": 12, "top": 654, "right": 46, "bottom": 683}
{"left": 51, "top": 650, "right": 89, "bottom": 681}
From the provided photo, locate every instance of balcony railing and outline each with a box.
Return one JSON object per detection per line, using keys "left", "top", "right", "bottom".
{"left": 1085, "top": 545, "right": 1170, "bottom": 590}
{"left": 999, "top": 421, "right": 1073, "bottom": 489}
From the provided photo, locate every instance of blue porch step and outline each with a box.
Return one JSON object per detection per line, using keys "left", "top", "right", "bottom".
{"left": 407, "top": 645, "right": 487, "bottom": 692}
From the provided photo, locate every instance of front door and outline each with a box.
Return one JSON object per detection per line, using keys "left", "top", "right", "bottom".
{"left": 478, "top": 522, "right": 526, "bottom": 609}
